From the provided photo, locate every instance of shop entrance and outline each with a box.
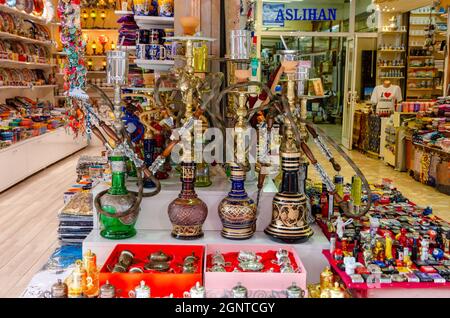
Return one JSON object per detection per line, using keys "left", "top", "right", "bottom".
{"left": 342, "top": 35, "right": 378, "bottom": 150}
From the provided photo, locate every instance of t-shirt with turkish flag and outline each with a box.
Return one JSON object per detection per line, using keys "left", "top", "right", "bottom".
{"left": 370, "top": 84, "right": 403, "bottom": 115}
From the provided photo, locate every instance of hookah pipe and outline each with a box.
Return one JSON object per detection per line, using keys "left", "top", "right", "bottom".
{"left": 279, "top": 95, "right": 372, "bottom": 218}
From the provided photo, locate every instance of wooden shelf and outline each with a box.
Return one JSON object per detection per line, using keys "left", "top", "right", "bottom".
{"left": 409, "top": 56, "right": 434, "bottom": 59}
{"left": 0, "top": 59, "right": 55, "bottom": 69}
{"left": 380, "top": 30, "right": 407, "bottom": 34}
{"left": 0, "top": 31, "right": 52, "bottom": 46}
{"left": 379, "top": 50, "right": 406, "bottom": 53}
{"left": 378, "top": 66, "right": 405, "bottom": 68}
{"left": 379, "top": 77, "right": 404, "bottom": 79}
{"left": 408, "top": 77, "right": 435, "bottom": 80}
{"left": 135, "top": 59, "right": 174, "bottom": 71}
{"left": 115, "top": 11, "right": 133, "bottom": 16}
{"left": 408, "top": 66, "right": 437, "bottom": 69}
{"left": 134, "top": 16, "right": 174, "bottom": 29}
{"left": 0, "top": 84, "right": 57, "bottom": 90}
{"left": 0, "top": 4, "right": 47, "bottom": 24}
{"left": 407, "top": 88, "right": 434, "bottom": 90}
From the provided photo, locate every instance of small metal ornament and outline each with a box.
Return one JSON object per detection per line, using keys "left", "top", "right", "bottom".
{"left": 48, "top": 279, "right": 68, "bottom": 298}
{"left": 99, "top": 280, "right": 116, "bottom": 298}
{"left": 239, "top": 260, "right": 264, "bottom": 272}
{"left": 118, "top": 250, "right": 134, "bottom": 268}
{"left": 144, "top": 261, "right": 170, "bottom": 272}
{"left": 129, "top": 281, "right": 151, "bottom": 298}
{"left": 183, "top": 282, "right": 206, "bottom": 298}
{"left": 112, "top": 264, "right": 127, "bottom": 273}
{"left": 231, "top": 282, "right": 248, "bottom": 298}
{"left": 286, "top": 282, "right": 305, "bottom": 298}
{"left": 149, "top": 251, "right": 172, "bottom": 263}
{"left": 212, "top": 251, "right": 226, "bottom": 266}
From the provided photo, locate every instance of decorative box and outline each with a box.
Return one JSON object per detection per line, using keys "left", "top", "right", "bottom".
{"left": 99, "top": 244, "right": 204, "bottom": 298}
{"left": 204, "top": 244, "right": 307, "bottom": 298}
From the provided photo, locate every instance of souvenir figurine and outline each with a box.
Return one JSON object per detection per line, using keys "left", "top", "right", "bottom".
{"left": 67, "top": 260, "right": 87, "bottom": 298}
{"left": 385, "top": 233, "right": 394, "bottom": 260}
{"left": 334, "top": 216, "right": 353, "bottom": 240}
{"left": 395, "top": 228, "right": 409, "bottom": 248}
{"left": 286, "top": 282, "right": 305, "bottom": 298}
{"left": 341, "top": 239, "right": 351, "bottom": 257}
{"left": 231, "top": 282, "right": 248, "bottom": 298}
{"left": 329, "top": 282, "right": 346, "bottom": 298}
{"left": 99, "top": 281, "right": 116, "bottom": 298}
{"left": 373, "top": 240, "right": 385, "bottom": 262}
{"left": 363, "top": 243, "right": 373, "bottom": 265}
{"left": 183, "top": 282, "right": 206, "bottom": 298}
{"left": 129, "top": 281, "right": 151, "bottom": 298}
{"left": 45, "top": 279, "right": 68, "bottom": 298}
{"left": 420, "top": 237, "right": 429, "bottom": 261}
{"left": 333, "top": 249, "right": 344, "bottom": 264}
{"left": 343, "top": 257, "right": 356, "bottom": 276}
{"left": 370, "top": 217, "right": 380, "bottom": 237}
{"left": 320, "top": 267, "right": 334, "bottom": 291}
{"left": 432, "top": 248, "right": 444, "bottom": 261}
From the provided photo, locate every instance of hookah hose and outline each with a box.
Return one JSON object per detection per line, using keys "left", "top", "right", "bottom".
{"left": 280, "top": 96, "right": 372, "bottom": 218}
{"left": 94, "top": 166, "right": 144, "bottom": 219}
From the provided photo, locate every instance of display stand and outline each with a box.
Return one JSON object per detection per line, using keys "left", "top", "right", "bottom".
{"left": 83, "top": 176, "right": 330, "bottom": 284}
{"left": 0, "top": 127, "right": 87, "bottom": 192}
{"left": 322, "top": 250, "right": 450, "bottom": 298}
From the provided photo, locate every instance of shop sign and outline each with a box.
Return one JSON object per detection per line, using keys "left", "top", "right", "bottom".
{"left": 263, "top": 3, "right": 337, "bottom": 26}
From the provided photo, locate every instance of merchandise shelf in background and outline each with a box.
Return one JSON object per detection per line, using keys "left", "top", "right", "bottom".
{"left": 0, "top": 4, "right": 47, "bottom": 24}
{"left": 0, "top": 31, "right": 53, "bottom": 46}
{"left": 134, "top": 16, "right": 175, "bottom": 29}
{"left": 0, "top": 59, "right": 55, "bottom": 70}
{"left": 135, "top": 59, "right": 175, "bottom": 71}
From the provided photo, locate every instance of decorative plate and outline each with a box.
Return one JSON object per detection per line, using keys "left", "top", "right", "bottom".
{"left": 16, "top": 0, "right": 26, "bottom": 11}
{"left": 32, "top": 0, "right": 43, "bottom": 16}
{"left": 24, "top": 0, "right": 34, "bottom": 14}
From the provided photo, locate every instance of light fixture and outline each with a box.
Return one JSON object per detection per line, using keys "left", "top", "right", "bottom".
{"left": 90, "top": 10, "right": 97, "bottom": 28}
{"left": 100, "top": 10, "right": 107, "bottom": 27}
{"left": 91, "top": 41, "right": 97, "bottom": 55}
{"left": 102, "top": 60, "right": 107, "bottom": 70}
{"left": 82, "top": 10, "right": 89, "bottom": 26}
{"left": 87, "top": 58, "right": 93, "bottom": 71}
{"left": 111, "top": 41, "right": 116, "bottom": 50}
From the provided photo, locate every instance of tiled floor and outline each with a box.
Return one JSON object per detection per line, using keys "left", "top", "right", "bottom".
{"left": 313, "top": 123, "right": 450, "bottom": 221}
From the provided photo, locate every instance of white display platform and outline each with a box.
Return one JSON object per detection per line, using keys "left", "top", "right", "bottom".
{"left": 85, "top": 172, "right": 330, "bottom": 284}
{"left": 0, "top": 127, "right": 87, "bottom": 192}
{"left": 91, "top": 175, "right": 279, "bottom": 231}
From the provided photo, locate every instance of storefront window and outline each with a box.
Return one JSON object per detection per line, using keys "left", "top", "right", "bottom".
{"left": 261, "top": 0, "right": 350, "bottom": 33}
{"left": 355, "top": 0, "right": 378, "bottom": 32}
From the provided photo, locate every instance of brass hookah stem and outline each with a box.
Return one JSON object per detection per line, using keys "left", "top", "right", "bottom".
{"left": 235, "top": 92, "right": 247, "bottom": 165}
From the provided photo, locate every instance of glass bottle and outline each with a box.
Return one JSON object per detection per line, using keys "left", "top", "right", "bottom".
{"left": 99, "top": 154, "right": 139, "bottom": 239}
{"left": 67, "top": 260, "right": 87, "bottom": 298}
{"left": 218, "top": 163, "right": 257, "bottom": 240}
{"left": 83, "top": 250, "right": 99, "bottom": 298}
{"left": 167, "top": 162, "right": 208, "bottom": 240}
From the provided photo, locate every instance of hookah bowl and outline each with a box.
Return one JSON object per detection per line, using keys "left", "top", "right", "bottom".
{"left": 99, "top": 155, "right": 139, "bottom": 240}
{"left": 264, "top": 150, "right": 313, "bottom": 243}
{"left": 218, "top": 163, "right": 257, "bottom": 240}
{"left": 168, "top": 162, "right": 208, "bottom": 240}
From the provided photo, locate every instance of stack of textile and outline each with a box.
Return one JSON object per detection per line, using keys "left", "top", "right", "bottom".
{"left": 117, "top": 15, "right": 138, "bottom": 47}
